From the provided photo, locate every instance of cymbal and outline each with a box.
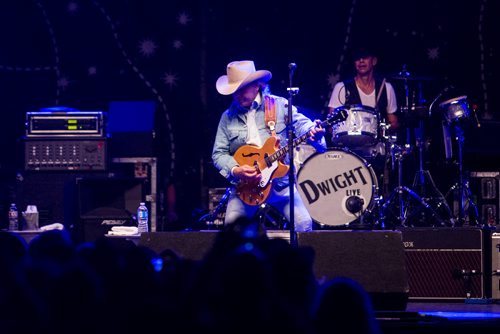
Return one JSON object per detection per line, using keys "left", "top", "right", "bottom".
{"left": 388, "top": 74, "right": 434, "bottom": 81}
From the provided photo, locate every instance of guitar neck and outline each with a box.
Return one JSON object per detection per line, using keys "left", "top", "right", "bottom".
{"left": 268, "top": 132, "right": 309, "bottom": 164}
{"left": 267, "top": 111, "right": 345, "bottom": 164}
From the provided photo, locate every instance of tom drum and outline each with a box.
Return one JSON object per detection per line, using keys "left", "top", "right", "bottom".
{"left": 439, "top": 95, "right": 470, "bottom": 123}
{"left": 330, "top": 105, "right": 379, "bottom": 147}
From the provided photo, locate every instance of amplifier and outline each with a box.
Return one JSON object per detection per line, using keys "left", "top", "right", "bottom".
{"left": 492, "top": 232, "right": 500, "bottom": 300}
{"left": 24, "top": 138, "right": 107, "bottom": 171}
{"left": 470, "top": 171, "right": 499, "bottom": 226}
{"left": 26, "top": 110, "right": 105, "bottom": 137}
{"left": 400, "top": 227, "right": 485, "bottom": 300}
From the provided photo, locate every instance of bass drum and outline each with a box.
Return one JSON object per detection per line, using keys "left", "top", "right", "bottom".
{"left": 297, "top": 148, "right": 378, "bottom": 227}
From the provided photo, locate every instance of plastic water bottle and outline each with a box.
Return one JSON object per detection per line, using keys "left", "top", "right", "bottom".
{"left": 137, "top": 202, "right": 149, "bottom": 233}
{"left": 8, "top": 203, "right": 19, "bottom": 231}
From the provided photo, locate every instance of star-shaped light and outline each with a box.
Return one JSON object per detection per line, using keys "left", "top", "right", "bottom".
{"left": 427, "top": 47, "right": 439, "bottom": 60}
{"left": 327, "top": 73, "right": 340, "bottom": 88}
{"left": 162, "top": 72, "right": 179, "bottom": 88}
{"left": 177, "top": 12, "right": 192, "bottom": 26}
{"left": 67, "top": 1, "right": 79, "bottom": 13}
{"left": 172, "top": 40, "right": 183, "bottom": 50}
{"left": 138, "top": 38, "right": 158, "bottom": 58}
{"left": 88, "top": 66, "right": 97, "bottom": 76}
{"left": 57, "top": 76, "right": 71, "bottom": 90}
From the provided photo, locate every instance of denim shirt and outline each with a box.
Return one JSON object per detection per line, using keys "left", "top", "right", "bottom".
{"left": 212, "top": 93, "right": 326, "bottom": 185}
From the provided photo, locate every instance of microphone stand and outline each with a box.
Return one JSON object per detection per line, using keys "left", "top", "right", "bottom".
{"left": 287, "top": 63, "right": 299, "bottom": 247}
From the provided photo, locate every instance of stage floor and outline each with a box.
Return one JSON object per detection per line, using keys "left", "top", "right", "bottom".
{"left": 407, "top": 300, "right": 500, "bottom": 313}
{"left": 379, "top": 301, "right": 500, "bottom": 333}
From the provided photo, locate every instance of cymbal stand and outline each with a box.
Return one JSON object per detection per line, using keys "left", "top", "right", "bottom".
{"left": 411, "top": 120, "right": 455, "bottom": 226}
{"left": 379, "top": 143, "right": 446, "bottom": 228}
{"left": 444, "top": 124, "right": 479, "bottom": 226}
{"left": 398, "top": 65, "right": 413, "bottom": 147}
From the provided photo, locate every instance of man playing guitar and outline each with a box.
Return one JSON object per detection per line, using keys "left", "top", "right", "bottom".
{"left": 212, "top": 60, "right": 327, "bottom": 232}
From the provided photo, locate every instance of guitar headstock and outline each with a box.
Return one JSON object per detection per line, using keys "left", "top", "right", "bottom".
{"left": 325, "top": 108, "right": 348, "bottom": 126}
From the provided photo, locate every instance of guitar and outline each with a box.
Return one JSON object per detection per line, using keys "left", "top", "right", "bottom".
{"left": 233, "top": 110, "right": 348, "bottom": 205}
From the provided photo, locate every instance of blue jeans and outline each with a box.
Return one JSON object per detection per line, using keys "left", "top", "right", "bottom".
{"left": 224, "top": 184, "right": 313, "bottom": 232}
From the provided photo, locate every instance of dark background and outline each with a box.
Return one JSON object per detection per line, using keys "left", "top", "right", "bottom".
{"left": 0, "top": 0, "right": 498, "bottom": 228}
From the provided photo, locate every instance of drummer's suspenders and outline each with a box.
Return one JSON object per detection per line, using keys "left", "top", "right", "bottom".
{"left": 344, "top": 78, "right": 388, "bottom": 119}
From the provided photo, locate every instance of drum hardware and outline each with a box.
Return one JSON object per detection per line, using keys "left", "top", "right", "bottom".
{"left": 393, "top": 65, "right": 433, "bottom": 146}
{"left": 432, "top": 93, "right": 479, "bottom": 226}
{"left": 410, "top": 115, "right": 455, "bottom": 227}
{"left": 379, "top": 143, "right": 446, "bottom": 228}
{"left": 255, "top": 203, "right": 287, "bottom": 230}
{"left": 442, "top": 123, "right": 480, "bottom": 226}
{"left": 390, "top": 70, "right": 454, "bottom": 226}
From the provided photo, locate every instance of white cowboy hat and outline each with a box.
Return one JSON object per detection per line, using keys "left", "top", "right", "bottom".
{"left": 216, "top": 60, "right": 272, "bottom": 95}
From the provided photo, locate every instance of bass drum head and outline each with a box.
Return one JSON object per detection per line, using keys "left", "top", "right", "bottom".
{"left": 297, "top": 148, "right": 378, "bottom": 227}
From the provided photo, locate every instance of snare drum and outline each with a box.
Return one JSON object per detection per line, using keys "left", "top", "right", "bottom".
{"left": 331, "top": 105, "right": 379, "bottom": 147}
{"left": 297, "top": 148, "right": 378, "bottom": 227}
{"left": 439, "top": 95, "right": 470, "bottom": 123}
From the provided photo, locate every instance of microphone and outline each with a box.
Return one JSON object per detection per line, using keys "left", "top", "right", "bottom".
{"left": 428, "top": 84, "right": 455, "bottom": 116}
{"left": 289, "top": 63, "right": 297, "bottom": 70}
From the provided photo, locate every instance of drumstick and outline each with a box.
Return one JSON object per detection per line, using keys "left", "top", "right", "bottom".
{"left": 376, "top": 78, "right": 386, "bottom": 109}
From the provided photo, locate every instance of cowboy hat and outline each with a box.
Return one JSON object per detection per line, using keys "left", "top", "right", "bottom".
{"left": 216, "top": 60, "right": 272, "bottom": 95}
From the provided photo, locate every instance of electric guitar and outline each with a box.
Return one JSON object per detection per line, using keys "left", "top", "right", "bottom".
{"left": 233, "top": 110, "right": 348, "bottom": 205}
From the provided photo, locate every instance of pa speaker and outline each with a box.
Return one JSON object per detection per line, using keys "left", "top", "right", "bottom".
{"left": 138, "top": 231, "right": 219, "bottom": 260}
{"left": 297, "top": 230, "right": 409, "bottom": 311}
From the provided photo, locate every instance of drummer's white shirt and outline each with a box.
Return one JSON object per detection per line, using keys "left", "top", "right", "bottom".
{"left": 328, "top": 81, "right": 398, "bottom": 114}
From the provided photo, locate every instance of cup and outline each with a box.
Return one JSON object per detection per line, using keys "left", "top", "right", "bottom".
{"left": 23, "top": 205, "right": 39, "bottom": 230}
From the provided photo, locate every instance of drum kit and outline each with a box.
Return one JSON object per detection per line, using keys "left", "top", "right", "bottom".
{"left": 296, "top": 69, "right": 479, "bottom": 230}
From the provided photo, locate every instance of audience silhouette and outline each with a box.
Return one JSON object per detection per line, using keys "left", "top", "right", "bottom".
{"left": 312, "top": 276, "right": 381, "bottom": 334}
{"left": 0, "top": 220, "right": 382, "bottom": 334}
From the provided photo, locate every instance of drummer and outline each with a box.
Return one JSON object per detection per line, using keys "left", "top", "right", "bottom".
{"left": 327, "top": 44, "right": 399, "bottom": 193}
{"left": 327, "top": 44, "right": 399, "bottom": 143}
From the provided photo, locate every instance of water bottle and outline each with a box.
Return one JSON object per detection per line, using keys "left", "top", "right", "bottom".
{"left": 8, "top": 203, "right": 19, "bottom": 231}
{"left": 137, "top": 202, "right": 149, "bottom": 233}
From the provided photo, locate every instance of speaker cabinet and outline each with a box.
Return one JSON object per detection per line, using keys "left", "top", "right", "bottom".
{"left": 138, "top": 231, "right": 219, "bottom": 260}
{"left": 297, "top": 230, "right": 409, "bottom": 311}
{"left": 15, "top": 172, "right": 105, "bottom": 228}
{"left": 76, "top": 177, "right": 145, "bottom": 243}
{"left": 400, "top": 227, "right": 486, "bottom": 300}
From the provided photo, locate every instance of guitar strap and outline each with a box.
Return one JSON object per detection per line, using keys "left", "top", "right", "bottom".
{"left": 264, "top": 95, "right": 277, "bottom": 136}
